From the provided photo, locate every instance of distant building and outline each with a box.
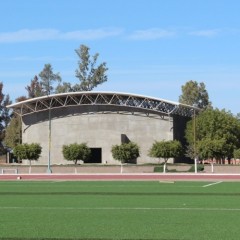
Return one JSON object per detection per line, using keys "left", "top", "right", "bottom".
{"left": 7, "top": 92, "right": 195, "bottom": 165}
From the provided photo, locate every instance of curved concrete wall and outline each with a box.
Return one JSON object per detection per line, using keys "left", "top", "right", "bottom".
{"left": 22, "top": 105, "right": 173, "bottom": 165}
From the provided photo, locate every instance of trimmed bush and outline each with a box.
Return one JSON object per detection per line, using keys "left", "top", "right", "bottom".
{"left": 13, "top": 143, "right": 42, "bottom": 160}
{"left": 111, "top": 142, "right": 140, "bottom": 164}
{"left": 62, "top": 143, "right": 91, "bottom": 164}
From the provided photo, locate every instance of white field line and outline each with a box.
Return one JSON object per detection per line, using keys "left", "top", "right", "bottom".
{"left": 202, "top": 181, "right": 222, "bottom": 188}
{"left": 50, "top": 180, "right": 68, "bottom": 183}
{"left": 159, "top": 180, "right": 175, "bottom": 184}
{"left": 1, "top": 206, "right": 240, "bottom": 212}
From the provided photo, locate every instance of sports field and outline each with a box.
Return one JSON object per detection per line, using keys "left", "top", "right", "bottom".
{"left": 0, "top": 180, "right": 240, "bottom": 240}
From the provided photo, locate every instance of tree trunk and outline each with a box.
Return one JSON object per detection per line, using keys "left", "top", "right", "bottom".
{"left": 211, "top": 159, "right": 214, "bottom": 173}
{"left": 29, "top": 160, "right": 32, "bottom": 174}
{"left": 120, "top": 163, "right": 123, "bottom": 174}
{"left": 163, "top": 160, "right": 168, "bottom": 173}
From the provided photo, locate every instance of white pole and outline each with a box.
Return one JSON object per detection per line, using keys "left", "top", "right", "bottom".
{"left": 193, "top": 107, "right": 198, "bottom": 174}
{"left": 194, "top": 157, "right": 197, "bottom": 173}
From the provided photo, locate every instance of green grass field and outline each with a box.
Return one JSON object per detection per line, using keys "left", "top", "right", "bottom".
{"left": 0, "top": 180, "right": 240, "bottom": 240}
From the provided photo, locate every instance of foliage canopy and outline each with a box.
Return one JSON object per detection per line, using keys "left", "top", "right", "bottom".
{"left": 74, "top": 44, "right": 108, "bottom": 91}
{"left": 4, "top": 115, "right": 21, "bottom": 149}
{"left": 25, "top": 75, "right": 44, "bottom": 98}
{"left": 185, "top": 108, "right": 240, "bottom": 161}
{"left": 149, "top": 140, "right": 183, "bottom": 161}
{"left": 0, "top": 82, "right": 12, "bottom": 153}
{"left": 13, "top": 143, "right": 42, "bottom": 160}
{"left": 62, "top": 143, "right": 91, "bottom": 164}
{"left": 233, "top": 149, "right": 240, "bottom": 160}
{"left": 179, "top": 80, "right": 211, "bottom": 109}
{"left": 39, "top": 64, "right": 62, "bottom": 95}
{"left": 111, "top": 142, "right": 140, "bottom": 164}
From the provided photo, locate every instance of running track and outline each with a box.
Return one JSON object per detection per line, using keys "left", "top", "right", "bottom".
{"left": 1, "top": 173, "right": 240, "bottom": 181}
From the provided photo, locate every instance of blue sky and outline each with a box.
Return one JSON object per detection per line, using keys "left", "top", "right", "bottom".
{"left": 0, "top": 0, "right": 239, "bottom": 114}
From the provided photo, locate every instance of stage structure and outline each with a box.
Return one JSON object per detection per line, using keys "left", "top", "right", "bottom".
{"left": 7, "top": 92, "right": 197, "bottom": 165}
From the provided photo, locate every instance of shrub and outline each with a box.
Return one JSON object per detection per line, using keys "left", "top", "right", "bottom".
{"left": 62, "top": 143, "right": 91, "bottom": 164}
{"left": 111, "top": 142, "right": 140, "bottom": 164}
{"left": 13, "top": 143, "right": 42, "bottom": 160}
{"left": 149, "top": 140, "right": 183, "bottom": 160}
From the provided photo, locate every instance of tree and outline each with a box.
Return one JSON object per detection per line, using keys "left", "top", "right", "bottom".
{"left": 236, "top": 113, "right": 240, "bottom": 121}
{"left": 25, "top": 75, "right": 44, "bottom": 98}
{"left": 233, "top": 149, "right": 240, "bottom": 163}
{"left": 0, "top": 82, "right": 12, "bottom": 154}
{"left": 185, "top": 108, "right": 240, "bottom": 163}
{"left": 179, "top": 80, "right": 211, "bottom": 109}
{"left": 13, "top": 143, "right": 42, "bottom": 173}
{"left": 15, "top": 96, "right": 28, "bottom": 102}
{"left": 74, "top": 44, "right": 108, "bottom": 91}
{"left": 197, "top": 138, "right": 226, "bottom": 172}
{"left": 55, "top": 82, "right": 72, "bottom": 94}
{"left": 4, "top": 115, "right": 21, "bottom": 149}
{"left": 39, "top": 64, "right": 62, "bottom": 95}
{"left": 62, "top": 143, "right": 91, "bottom": 164}
{"left": 4, "top": 96, "right": 27, "bottom": 150}
{"left": 149, "top": 140, "right": 183, "bottom": 173}
{"left": 111, "top": 142, "right": 140, "bottom": 164}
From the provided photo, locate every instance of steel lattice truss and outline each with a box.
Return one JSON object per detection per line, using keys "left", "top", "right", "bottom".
{"left": 7, "top": 92, "right": 197, "bottom": 117}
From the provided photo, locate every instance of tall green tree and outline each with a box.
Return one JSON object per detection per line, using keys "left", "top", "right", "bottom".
{"left": 149, "top": 140, "right": 183, "bottom": 173}
{"left": 4, "top": 115, "right": 21, "bottom": 149}
{"left": 25, "top": 75, "right": 44, "bottom": 98}
{"left": 179, "top": 80, "right": 211, "bottom": 109}
{"left": 39, "top": 64, "right": 62, "bottom": 95}
{"left": 4, "top": 97, "right": 27, "bottom": 149}
{"left": 74, "top": 44, "right": 108, "bottom": 91}
{"left": 0, "top": 82, "right": 12, "bottom": 153}
{"left": 185, "top": 108, "right": 240, "bottom": 163}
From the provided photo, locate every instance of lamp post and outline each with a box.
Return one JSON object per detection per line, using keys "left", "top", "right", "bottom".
{"left": 47, "top": 105, "right": 52, "bottom": 173}
{"left": 46, "top": 80, "right": 52, "bottom": 173}
{"left": 193, "top": 105, "right": 197, "bottom": 174}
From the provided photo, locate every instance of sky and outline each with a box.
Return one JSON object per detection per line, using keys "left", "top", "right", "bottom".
{"left": 0, "top": 0, "right": 239, "bottom": 114}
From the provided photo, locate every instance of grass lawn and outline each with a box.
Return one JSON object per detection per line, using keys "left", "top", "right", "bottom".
{"left": 0, "top": 180, "right": 240, "bottom": 240}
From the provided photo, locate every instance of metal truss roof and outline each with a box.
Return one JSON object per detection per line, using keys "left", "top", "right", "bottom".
{"left": 7, "top": 91, "right": 198, "bottom": 117}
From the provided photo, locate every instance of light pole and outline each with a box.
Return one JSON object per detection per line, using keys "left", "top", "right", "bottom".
{"left": 193, "top": 106, "right": 197, "bottom": 173}
{"left": 47, "top": 105, "right": 52, "bottom": 173}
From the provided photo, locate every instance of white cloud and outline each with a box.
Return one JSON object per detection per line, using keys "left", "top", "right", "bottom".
{"left": 62, "top": 29, "right": 123, "bottom": 40}
{"left": 0, "top": 29, "right": 59, "bottom": 42}
{"left": 189, "top": 29, "right": 220, "bottom": 37}
{"left": 128, "top": 28, "right": 175, "bottom": 40}
{"left": 0, "top": 28, "right": 123, "bottom": 43}
{"left": 0, "top": 56, "right": 75, "bottom": 62}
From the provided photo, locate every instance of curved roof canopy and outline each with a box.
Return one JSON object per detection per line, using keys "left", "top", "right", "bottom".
{"left": 7, "top": 91, "right": 198, "bottom": 117}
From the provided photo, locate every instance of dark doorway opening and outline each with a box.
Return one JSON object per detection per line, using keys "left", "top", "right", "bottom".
{"left": 121, "top": 134, "right": 130, "bottom": 144}
{"left": 88, "top": 148, "right": 102, "bottom": 163}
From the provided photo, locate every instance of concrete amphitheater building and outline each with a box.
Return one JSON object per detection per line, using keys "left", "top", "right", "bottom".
{"left": 8, "top": 92, "right": 196, "bottom": 165}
